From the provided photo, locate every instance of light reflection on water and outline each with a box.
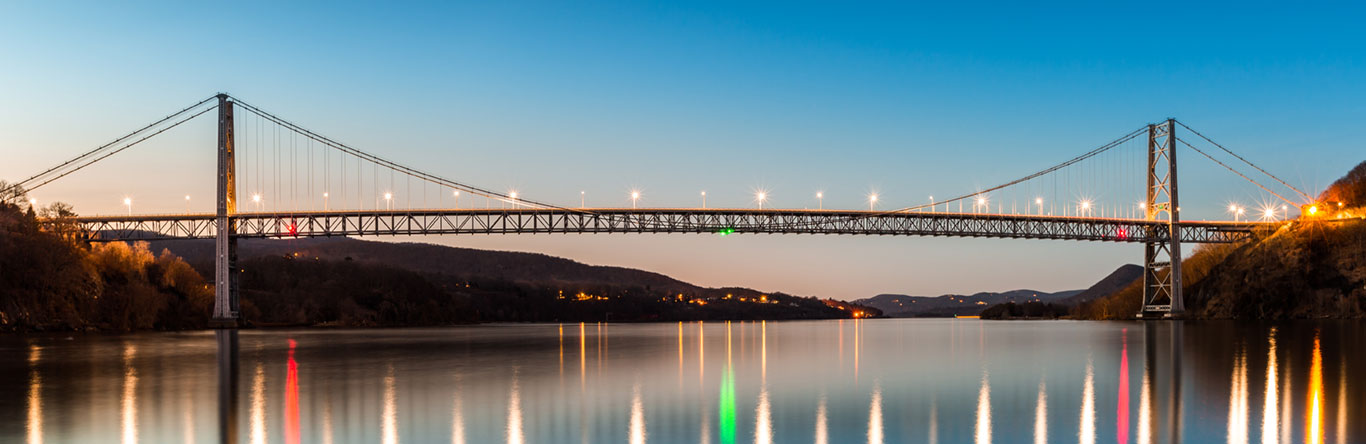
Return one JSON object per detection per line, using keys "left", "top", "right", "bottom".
{"left": 2, "top": 320, "right": 1363, "bottom": 444}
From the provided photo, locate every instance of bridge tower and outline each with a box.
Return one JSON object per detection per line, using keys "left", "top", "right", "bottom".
{"left": 211, "top": 94, "right": 239, "bottom": 327}
{"left": 1139, "top": 119, "right": 1184, "bottom": 318}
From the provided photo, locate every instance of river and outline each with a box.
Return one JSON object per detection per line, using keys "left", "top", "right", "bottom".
{"left": 1, "top": 319, "right": 1360, "bottom": 443}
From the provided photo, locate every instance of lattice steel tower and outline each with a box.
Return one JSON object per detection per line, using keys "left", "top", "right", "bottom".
{"left": 211, "top": 94, "right": 240, "bottom": 327}
{"left": 1139, "top": 119, "right": 1184, "bottom": 318}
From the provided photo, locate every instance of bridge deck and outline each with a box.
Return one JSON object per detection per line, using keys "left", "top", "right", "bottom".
{"left": 65, "top": 208, "right": 1270, "bottom": 244}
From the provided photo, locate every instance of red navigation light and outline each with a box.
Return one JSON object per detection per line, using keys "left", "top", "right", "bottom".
{"left": 287, "top": 223, "right": 298, "bottom": 236}
{"left": 1116, "top": 227, "right": 1128, "bottom": 240}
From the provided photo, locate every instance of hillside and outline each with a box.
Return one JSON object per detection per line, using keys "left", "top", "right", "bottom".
{"left": 150, "top": 236, "right": 700, "bottom": 294}
{"left": 148, "top": 237, "right": 873, "bottom": 325}
{"left": 1077, "top": 160, "right": 1366, "bottom": 320}
{"left": 0, "top": 199, "right": 212, "bottom": 331}
{"left": 855, "top": 289, "right": 1082, "bottom": 317}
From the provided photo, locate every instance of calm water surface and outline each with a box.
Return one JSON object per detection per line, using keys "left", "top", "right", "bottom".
{"left": 1, "top": 320, "right": 1361, "bottom": 443}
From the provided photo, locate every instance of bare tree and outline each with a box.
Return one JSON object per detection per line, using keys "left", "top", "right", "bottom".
{"left": 0, "top": 180, "right": 27, "bottom": 205}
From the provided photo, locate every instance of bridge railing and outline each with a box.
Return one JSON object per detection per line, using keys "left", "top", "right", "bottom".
{"left": 62, "top": 208, "right": 1267, "bottom": 244}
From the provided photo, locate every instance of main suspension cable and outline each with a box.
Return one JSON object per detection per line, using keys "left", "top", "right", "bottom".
{"left": 9, "top": 95, "right": 219, "bottom": 194}
{"left": 229, "top": 96, "right": 582, "bottom": 212}
{"left": 23, "top": 103, "right": 219, "bottom": 192}
{"left": 1176, "top": 137, "right": 1297, "bottom": 206}
{"left": 889, "top": 126, "right": 1147, "bottom": 213}
{"left": 1175, "top": 120, "right": 1313, "bottom": 202}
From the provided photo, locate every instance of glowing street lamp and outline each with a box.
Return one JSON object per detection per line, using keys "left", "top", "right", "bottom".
{"left": 124, "top": 197, "right": 132, "bottom": 216}
{"left": 580, "top": 191, "right": 585, "bottom": 208}
{"left": 185, "top": 195, "right": 191, "bottom": 213}
{"left": 1079, "top": 200, "right": 1092, "bottom": 216}
{"left": 1035, "top": 197, "right": 1043, "bottom": 215}
{"left": 323, "top": 192, "right": 329, "bottom": 211}
{"left": 755, "top": 191, "right": 768, "bottom": 209}
{"left": 252, "top": 194, "right": 262, "bottom": 211}
{"left": 929, "top": 195, "right": 934, "bottom": 212}
{"left": 453, "top": 190, "right": 460, "bottom": 209}
{"left": 384, "top": 192, "right": 393, "bottom": 210}
{"left": 975, "top": 196, "right": 987, "bottom": 213}
{"left": 869, "top": 193, "right": 879, "bottom": 211}
{"left": 700, "top": 191, "right": 707, "bottom": 209}
{"left": 816, "top": 191, "right": 823, "bottom": 210}
{"left": 631, "top": 190, "right": 640, "bottom": 209}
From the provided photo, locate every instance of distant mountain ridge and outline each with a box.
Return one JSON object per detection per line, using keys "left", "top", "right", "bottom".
{"left": 854, "top": 289, "right": 1083, "bottom": 317}
{"left": 1061, "top": 264, "right": 1143, "bottom": 306}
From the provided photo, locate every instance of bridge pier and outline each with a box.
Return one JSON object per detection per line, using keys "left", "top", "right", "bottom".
{"left": 1139, "top": 119, "right": 1184, "bottom": 319}
{"left": 210, "top": 94, "right": 240, "bottom": 328}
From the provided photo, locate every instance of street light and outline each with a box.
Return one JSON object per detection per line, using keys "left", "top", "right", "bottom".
{"left": 1080, "top": 200, "right": 1092, "bottom": 216}
{"left": 384, "top": 192, "right": 393, "bottom": 210}
{"left": 816, "top": 191, "right": 823, "bottom": 210}
{"left": 1035, "top": 197, "right": 1043, "bottom": 215}
{"left": 124, "top": 197, "right": 132, "bottom": 216}
{"left": 869, "top": 193, "right": 879, "bottom": 211}
{"left": 323, "top": 192, "right": 329, "bottom": 211}
{"left": 755, "top": 191, "right": 767, "bottom": 209}
{"left": 976, "top": 196, "right": 987, "bottom": 213}
{"left": 929, "top": 195, "right": 934, "bottom": 212}
{"left": 185, "top": 195, "right": 191, "bottom": 213}
{"left": 580, "top": 191, "right": 585, "bottom": 208}
{"left": 252, "top": 194, "right": 261, "bottom": 211}
{"left": 631, "top": 190, "right": 640, "bottom": 209}
{"left": 453, "top": 190, "right": 460, "bottom": 209}
{"left": 700, "top": 191, "right": 706, "bottom": 209}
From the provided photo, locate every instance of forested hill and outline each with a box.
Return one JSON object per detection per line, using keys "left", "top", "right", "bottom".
{"left": 144, "top": 236, "right": 871, "bottom": 326}
{"left": 151, "top": 237, "right": 698, "bottom": 294}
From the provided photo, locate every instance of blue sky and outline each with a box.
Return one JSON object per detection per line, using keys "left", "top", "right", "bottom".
{"left": 2, "top": 1, "right": 1363, "bottom": 299}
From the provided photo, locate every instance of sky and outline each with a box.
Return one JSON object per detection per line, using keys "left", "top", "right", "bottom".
{"left": 2, "top": 1, "right": 1364, "bottom": 300}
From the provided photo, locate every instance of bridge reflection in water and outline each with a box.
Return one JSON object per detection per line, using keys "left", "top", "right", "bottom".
{"left": 6, "top": 320, "right": 1361, "bottom": 443}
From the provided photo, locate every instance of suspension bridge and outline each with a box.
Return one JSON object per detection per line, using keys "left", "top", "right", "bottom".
{"left": 5, "top": 94, "right": 1314, "bottom": 325}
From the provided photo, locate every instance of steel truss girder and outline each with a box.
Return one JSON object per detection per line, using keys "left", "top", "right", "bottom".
{"left": 65, "top": 209, "right": 1261, "bottom": 244}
